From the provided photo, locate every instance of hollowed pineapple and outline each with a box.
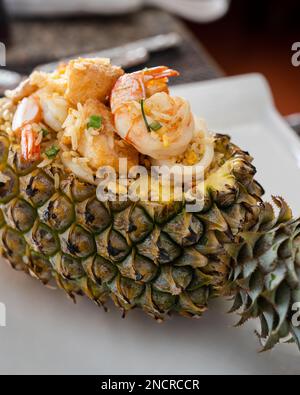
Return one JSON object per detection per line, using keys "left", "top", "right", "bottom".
{"left": 0, "top": 59, "right": 299, "bottom": 352}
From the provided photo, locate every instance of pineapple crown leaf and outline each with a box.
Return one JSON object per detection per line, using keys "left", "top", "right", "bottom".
{"left": 271, "top": 196, "right": 293, "bottom": 224}
{"left": 223, "top": 193, "right": 300, "bottom": 351}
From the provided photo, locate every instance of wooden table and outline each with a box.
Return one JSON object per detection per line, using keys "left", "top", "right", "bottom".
{"left": 4, "top": 7, "right": 299, "bottom": 134}
{"left": 5, "top": 8, "right": 222, "bottom": 84}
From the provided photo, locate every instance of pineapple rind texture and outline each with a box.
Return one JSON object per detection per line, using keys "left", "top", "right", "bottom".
{"left": 0, "top": 131, "right": 260, "bottom": 314}
{"left": 1, "top": 129, "right": 300, "bottom": 350}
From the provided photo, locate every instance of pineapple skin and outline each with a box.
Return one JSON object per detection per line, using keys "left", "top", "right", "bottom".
{"left": 1, "top": 131, "right": 300, "bottom": 350}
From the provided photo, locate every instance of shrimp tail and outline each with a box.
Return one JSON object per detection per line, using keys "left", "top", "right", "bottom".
{"left": 111, "top": 66, "right": 180, "bottom": 113}
{"left": 21, "top": 125, "right": 41, "bottom": 162}
{"left": 143, "top": 66, "right": 180, "bottom": 81}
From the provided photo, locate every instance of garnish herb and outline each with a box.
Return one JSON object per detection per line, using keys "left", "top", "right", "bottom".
{"left": 45, "top": 146, "right": 60, "bottom": 159}
{"left": 141, "top": 100, "right": 151, "bottom": 132}
{"left": 87, "top": 115, "right": 103, "bottom": 130}
{"left": 149, "top": 120, "right": 162, "bottom": 132}
{"left": 42, "top": 129, "right": 49, "bottom": 138}
{"left": 141, "top": 100, "right": 162, "bottom": 132}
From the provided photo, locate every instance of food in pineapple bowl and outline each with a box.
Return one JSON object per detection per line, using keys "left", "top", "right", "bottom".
{"left": 0, "top": 57, "right": 299, "bottom": 353}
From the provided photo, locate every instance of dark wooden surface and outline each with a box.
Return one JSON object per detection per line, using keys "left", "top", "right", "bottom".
{"left": 4, "top": 8, "right": 221, "bottom": 85}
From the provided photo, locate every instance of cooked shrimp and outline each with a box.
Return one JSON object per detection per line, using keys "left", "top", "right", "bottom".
{"left": 12, "top": 96, "right": 42, "bottom": 132}
{"left": 21, "top": 124, "right": 41, "bottom": 162}
{"left": 152, "top": 118, "right": 215, "bottom": 180}
{"left": 12, "top": 96, "right": 42, "bottom": 161}
{"left": 35, "top": 89, "right": 68, "bottom": 132}
{"left": 12, "top": 88, "right": 68, "bottom": 161}
{"left": 110, "top": 67, "right": 195, "bottom": 160}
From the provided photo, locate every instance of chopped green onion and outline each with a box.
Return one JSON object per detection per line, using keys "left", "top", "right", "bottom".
{"left": 141, "top": 100, "right": 151, "bottom": 132}
{"left": 42, "top": 129, "right": 49, "bottom": 138}
{"left": 141, "top": 101, "right": 162, "bottom": 132}
{"left": 149, "top": 120, "right": 163, "bottom": 132}
{"left": 45, "top": 146, "right": 60, "bottom": 159}
{"left": 87, "top": 115, "right": 103, "bottom": 130}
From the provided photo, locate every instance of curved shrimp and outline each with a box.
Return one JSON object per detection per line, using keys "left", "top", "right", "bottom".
{"left": 110, "top": 66, "right": 195, "bottom": 161}
{"left": 35, "top": 89, "right": 68, "bottom": 132}
{"left": 12, "top": 90, "right": 68, "bottom": 162}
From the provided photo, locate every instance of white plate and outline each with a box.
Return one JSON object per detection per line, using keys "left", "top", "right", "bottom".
{"left": 0, "top": 74, "right": 300, "bottom": 375}
{"left": 4, "top": 0, "right": 143, "bottom": 16}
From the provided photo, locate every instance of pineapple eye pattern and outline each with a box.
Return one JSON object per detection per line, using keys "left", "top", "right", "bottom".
{"left": 0, "top": 133, "right": 300, "bottom": 351}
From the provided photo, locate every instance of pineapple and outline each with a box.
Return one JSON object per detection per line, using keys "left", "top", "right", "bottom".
{"left": 1, "top": 129, "right": 299, "bottom": 351}
{"left": 0, "top": 60, "right": 299, "bottom": 352}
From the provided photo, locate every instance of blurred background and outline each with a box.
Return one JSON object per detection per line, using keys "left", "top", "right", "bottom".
{"left": 0, "top": 0, "right": 299, "bottom": 119}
